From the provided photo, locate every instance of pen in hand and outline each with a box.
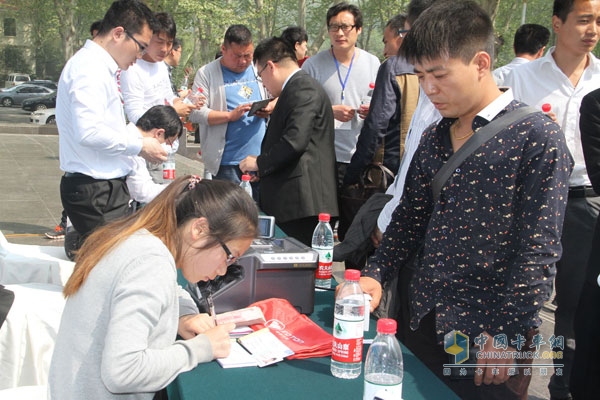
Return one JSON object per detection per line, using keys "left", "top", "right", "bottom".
{"left": 207, "top": 289, "right": 217, "bottom": 326}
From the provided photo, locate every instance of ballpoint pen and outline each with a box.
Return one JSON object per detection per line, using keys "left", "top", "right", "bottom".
{"left": 207, "top": 288, "right": 217, "bottom": 326}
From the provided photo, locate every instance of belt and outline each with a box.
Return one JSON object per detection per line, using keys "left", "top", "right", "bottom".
{"left": 63, "top": 172, "right": 89, "bottom": 178}
{"left": 63, "top": 172, "right": 126, "bottom": 181}
{"left": 568, "top": 186, "right": 598, "bottom": 199}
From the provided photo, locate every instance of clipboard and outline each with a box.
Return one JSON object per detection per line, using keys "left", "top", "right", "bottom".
{"left": 248, "top": 98, "right": 271, "bottom": 116}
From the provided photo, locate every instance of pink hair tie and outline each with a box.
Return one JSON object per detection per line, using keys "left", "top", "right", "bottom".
{"left": 188, "top": 175, "right": 202, "bottom": 190}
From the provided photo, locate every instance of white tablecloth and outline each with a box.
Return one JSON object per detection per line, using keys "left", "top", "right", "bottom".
{"left": 0, "top": 283, "right": 65, "bottom": 390}
{"left": 0, "top": 231, "right": 74, "bottom": 287}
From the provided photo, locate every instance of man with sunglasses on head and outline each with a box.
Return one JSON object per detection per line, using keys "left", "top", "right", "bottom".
{"left": 302, "top": 1, "right": 380, "bottom": 240}
{"left": 57, "top": 0, "right": 166, "bottom": 260}
{"left": 188, "top": 24, "right": 272, "bottom": 194}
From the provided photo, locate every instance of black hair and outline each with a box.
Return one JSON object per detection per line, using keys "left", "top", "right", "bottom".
{"left": 401, "top": 0, "right": 495, "bottom": 65}
{"left": 513, "top": 24, "right": 550, "bottom": 55}
{"left": 136, "top": 105, "right": 183, "bottom": 141}
{"left": 90, "top": 20, "right": 102, "bottom": 37}
{"left": 407, "top": 0, "right": 441, "bottom": 26}
{"left": 553, "top": 0, "right": 576, "bottom": 22}
{"left": 385, "top": 13, "right": 408, "bottom": 34}
{"left": 172, "top": 37, "right": 182, "bottom": 51}
{"left": 280, "top": 26, "right": 308, "bottom": 47}
{"left": 154, "top": 12, "right": 176, "bottom": 40}
{"left": 96, "top": 0, "right": 157, "bottom": 37}
{"left": 327, "top": 2, "right": 363, "bottom": 29}
{"left": 224, "top": 24, "right": 253, "bottom": 47}
{"left": 254, "top": 37, "right": 296, "bottom": 66}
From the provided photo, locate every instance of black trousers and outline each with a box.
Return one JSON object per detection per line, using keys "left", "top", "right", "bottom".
{"left": 60, "top": 173, "right": 131, "bottom": 254}
{"left": 550, "top": 195, "right": 600, "bottom": 398}
{"left": 0, "top": 285, "right": 15, "bottom": 330}
{"left": 570, "top": 214, "right": 600, "bottom": 399}
{"left": 277, "top": 216, "right": 320, "bottom": 247}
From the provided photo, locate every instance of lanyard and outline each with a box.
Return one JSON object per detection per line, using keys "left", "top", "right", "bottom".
{"left": 332, "top": 48, "right": 356, "bottom": 102}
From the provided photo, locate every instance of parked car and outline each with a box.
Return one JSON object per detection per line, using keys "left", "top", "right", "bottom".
{"left": 30, "top": 108, "right": 56, "bottom": 125}
{"left": 0, "top": 84, "right": 54, "bottom": 107}
{"left": 21, "top": 92, "right": 57, "bottom": 111}
{"left": 29, "top": 80, "right": 58, "bottom": 90}
{"left": 4, "top": 73, "right": 31, "bottom": 88}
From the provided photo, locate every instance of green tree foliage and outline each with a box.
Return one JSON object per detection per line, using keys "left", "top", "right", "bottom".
{"left": 5, "top": 0, "right": 599, "bottom": 82}
{"left": 1, "top": 46, "right": 30, "bottom": 74}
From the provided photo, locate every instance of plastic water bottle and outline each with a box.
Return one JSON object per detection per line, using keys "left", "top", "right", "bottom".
{"left": 331, "top": 269, "right": 364, "bottom": 379}
{"left": 240, "top": 174, "right": 253, "bottom": 198}
{"left": 361, "top": 82, "right": 375, "bottom": 106}
{"left": 184, "top": 87, "right": 204, "bottom": 105}
{"left": 363, "top": 318, "right": 404, "bottom": 400}
{"left": 312, "top": 213, "right": 334, "bottom": 288}
{"left": 162, "top": 150, "right": 176, "bottom": 183}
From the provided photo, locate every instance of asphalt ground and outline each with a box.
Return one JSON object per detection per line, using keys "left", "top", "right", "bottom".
{"left": 0, "top": 124, "right": 555, "bottom": 399}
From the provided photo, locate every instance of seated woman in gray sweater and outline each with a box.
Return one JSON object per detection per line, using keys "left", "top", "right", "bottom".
{"left": 48, "top": 177, "right": 258, "bottom": 399}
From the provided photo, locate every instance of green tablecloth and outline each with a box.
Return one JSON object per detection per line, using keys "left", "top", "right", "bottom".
{"left": 167, "top": 289, "right": 459, "bottom": 400}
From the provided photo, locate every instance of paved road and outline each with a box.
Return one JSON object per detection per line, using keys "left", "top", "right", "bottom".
{"left": 0, "top": 129, "right": 555, "bottom": 399}
{"left": 0, "top": 105, "right": 35, "bottom": 124}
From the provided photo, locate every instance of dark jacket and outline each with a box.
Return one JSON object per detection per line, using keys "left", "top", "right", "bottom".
{"left": 257, "top": 70, "right": 338, "bottom": 222}
{"left": 344, "top": 56, "right": 415, "bottom": 185}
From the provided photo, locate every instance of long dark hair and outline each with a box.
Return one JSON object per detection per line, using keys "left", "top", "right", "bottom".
{"left": 64, "top": 176, "right": 258, "bottom": 296}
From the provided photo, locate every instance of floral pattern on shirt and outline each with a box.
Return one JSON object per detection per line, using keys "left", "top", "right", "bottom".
{"left": 363, "top": 101, "right": 573, "bottom": 342}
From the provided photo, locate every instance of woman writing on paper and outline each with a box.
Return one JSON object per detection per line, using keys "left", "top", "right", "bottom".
{"left": 48, "top": 176, "right": 258, "bottom": 399}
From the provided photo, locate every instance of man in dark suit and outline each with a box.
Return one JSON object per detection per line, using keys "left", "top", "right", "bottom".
{"left": 571, "top": 87, "right": 600, "bottom": 400}
{"left": 239, "top": 37, "right": 338, "bottom": 246}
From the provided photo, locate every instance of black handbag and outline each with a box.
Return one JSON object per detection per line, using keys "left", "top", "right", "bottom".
{"left": 339, "top": 163, "right": 395, "bottom": 231}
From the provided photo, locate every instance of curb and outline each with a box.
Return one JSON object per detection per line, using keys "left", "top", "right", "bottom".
{"left": 0, "top": 122, "right": 58, "bottom": 135}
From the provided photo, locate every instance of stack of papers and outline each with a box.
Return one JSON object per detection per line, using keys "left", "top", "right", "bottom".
{"left": 216, "top": 328, "right": 295, "bottom": 368}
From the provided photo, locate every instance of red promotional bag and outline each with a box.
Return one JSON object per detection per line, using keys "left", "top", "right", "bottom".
{"left": 249, "top": 298, "right": 333, "bottom": 359}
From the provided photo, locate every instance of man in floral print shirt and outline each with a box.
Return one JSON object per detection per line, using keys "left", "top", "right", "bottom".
{"left": 359, "top": 2, "right": 573, "bottom": 399}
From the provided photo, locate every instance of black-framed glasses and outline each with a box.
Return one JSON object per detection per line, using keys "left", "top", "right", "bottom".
{"left": 328, "top": 24, "right": 356, "bottom": 33}
{"left": 125, "top": 30, "right": 147, "bottom": 55}
{"left": 219, "top": 241, "right": 237, "bottom": 266}
{"left": 397, "top": 29, "right": 410, "bottom": 38}
{"left": 256, "top": 64, "right": 268, "bottom": 82}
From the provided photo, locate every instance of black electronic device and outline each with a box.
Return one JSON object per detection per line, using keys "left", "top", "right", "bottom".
{"left": 188, "top": 236, "right": 318, "bottom": 315}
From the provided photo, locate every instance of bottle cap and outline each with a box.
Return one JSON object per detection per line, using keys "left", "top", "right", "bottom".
{"left": 318, "top": 213, "right": 330, "bottom": 222}
{"left": 376, "top": 318, "right": 397, "bottom": 334}
{"left": 369, "top": 82, "right": 375, "bottom": 89}
{"left": 344, "top": 269, "right": 361, "bottom": 281}
{"left": 541, "top": 103, "right": 551, "bottom": 113}
{"left": 241, "top": 174, "right": 251, "bottom": 181}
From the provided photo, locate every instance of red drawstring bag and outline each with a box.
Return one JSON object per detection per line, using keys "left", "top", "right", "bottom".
{"left": 249, "top": 298, "right": 333, "bottom": 359}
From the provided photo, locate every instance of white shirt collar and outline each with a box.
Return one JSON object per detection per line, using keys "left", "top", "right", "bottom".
{"left": 477, "top": 88, "right": 515, "bottom": 122}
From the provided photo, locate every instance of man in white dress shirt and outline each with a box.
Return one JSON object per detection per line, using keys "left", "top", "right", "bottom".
{"left": 120, "top": 12, "right": 198, "bottom": 125}
{"left": 504, "top": 1, "right": 600, "bottom": 398}
{"left": 492, "top": 23, "right": 550, "bottom": 86}
{"left": 57, "top": 0, "right": 166, "bottom": 259}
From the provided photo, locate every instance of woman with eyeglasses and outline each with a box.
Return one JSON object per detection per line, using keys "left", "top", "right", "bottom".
{"left": 48, "top": 176, "right": 258, "bottom": 399}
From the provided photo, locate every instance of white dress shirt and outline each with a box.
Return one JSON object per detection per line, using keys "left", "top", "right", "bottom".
{"left": 504, "top": 47, "right": 600, "bottom": 187}
{"left": 124, "top": 124, "right": 167, "bottom": 203}
{"left": 493, "top": 57, "right": 530, "bottom": 86}
{"left": 377, "top": 87, "right": 441, "bottom": 232}
{"left": 56, "top": 40, "right": 142, "bottom": 179}
{"left": 120, "top": 58, "right": 177, "bottom": 124}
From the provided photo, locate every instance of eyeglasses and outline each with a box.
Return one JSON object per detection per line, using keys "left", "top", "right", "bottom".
{"left": 125, "top": 30, "right": 147, "bottom": 55}
{"left": 219, "top": 241, "right": 237, "bottom": 266}
{"left": 256, "top": 64, "right": 268, "bottom": 82}
{"left": 397, "top": 29, "right": 410, "bottom": 38}
{"left": 328, "top": 24, "right": 356, "bottom": 33}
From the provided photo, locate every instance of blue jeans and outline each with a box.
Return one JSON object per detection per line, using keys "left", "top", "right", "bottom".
{"left": 214, "top": 165, "right": 259, "bottom": 203}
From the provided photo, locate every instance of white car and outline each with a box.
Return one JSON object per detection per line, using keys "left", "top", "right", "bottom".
{"left": 30, "top": 108, "right": 56, "bottom": 125}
